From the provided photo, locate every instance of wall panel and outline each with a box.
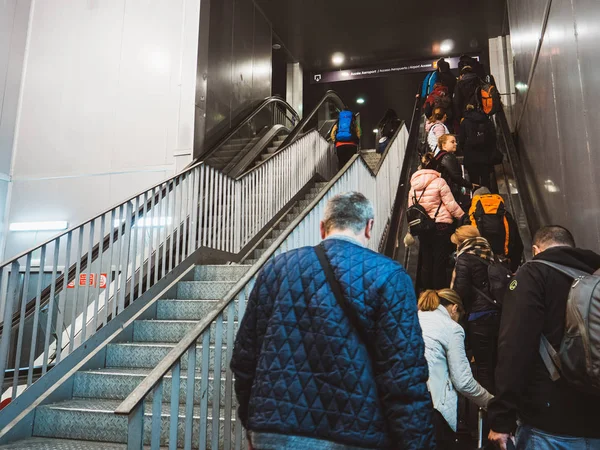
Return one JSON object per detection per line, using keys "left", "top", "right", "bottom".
{"left": 509, "top": 0, "right": 600, "bottom": 249}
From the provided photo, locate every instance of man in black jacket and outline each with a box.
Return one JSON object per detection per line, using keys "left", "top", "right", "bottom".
{"left": 488, "top": 226, "right": 600, "bottom": 450}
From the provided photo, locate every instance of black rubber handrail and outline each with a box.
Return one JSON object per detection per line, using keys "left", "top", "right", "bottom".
{"left": 381, "top": 90, "right": 422, "bottom": 259}
{"left": 194, "top": 96, "right": 300, "bottom": 165}
{"left": 279, "top": 90, "right": 346, "bottom": 149}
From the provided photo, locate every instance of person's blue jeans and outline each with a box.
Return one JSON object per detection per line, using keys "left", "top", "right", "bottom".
{"left": 516, "top": 425, "right": 600, "bottom": 450}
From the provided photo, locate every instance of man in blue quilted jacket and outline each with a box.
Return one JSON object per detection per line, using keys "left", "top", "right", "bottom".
{"left": 231, "top": 192, "right": 436, "bottom": 449}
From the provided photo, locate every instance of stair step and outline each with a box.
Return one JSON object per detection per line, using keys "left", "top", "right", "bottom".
{"left": 0, "top": 438, "right": 130, "bottom": 449}
{"left": 156, "top": 299, "right": 238, "bottom": 321}
{"left": 106, "top": 342, "right": 228, "bottom": 370}
{"left": 73, "top": 368, "right": 233, "bottom": 406}
{"left": 176, "top": 281, "right": 236, "bottom": 300}
{"left": 32, "top": 399, "right": 237, "bottom": 447}
{"left": 133, "top": 320, "right": 238, "bottom": 344}
{"left": 193, "top": 265, "right": 250, "bottom": 282}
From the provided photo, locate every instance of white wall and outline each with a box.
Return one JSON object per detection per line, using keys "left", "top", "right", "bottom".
{"left": 1, "top": 0, "right": 33, "bottom": 255}
{"left": 286, "top": 62, "right": 303, "bottom": 118}
{"left": 3, "top": 0, "right": 201, "bottom": 260}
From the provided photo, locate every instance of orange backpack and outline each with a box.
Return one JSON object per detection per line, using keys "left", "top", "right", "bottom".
{"left": 478, "top": 76, "right": 501, "bottom": 116}
{"left": 469, "top": 194, "right": 509, "bottom": 255}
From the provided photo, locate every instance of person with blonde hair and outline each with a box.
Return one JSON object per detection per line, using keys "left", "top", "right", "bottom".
{"left": 418, "top": 289, "right": 493, "bottom": 449}
{"left": 451, "top": 225, "right": 500, "bottom": 395}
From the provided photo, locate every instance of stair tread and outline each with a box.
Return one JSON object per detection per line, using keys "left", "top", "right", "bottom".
{"left": 79, "top": 367, "right": 227, "bottom": 380}
{"left": 39, "top": 398, "right": 228, "bottom": 419}
{"left": 0, "top": 438, "right": 134, "bottom": 449}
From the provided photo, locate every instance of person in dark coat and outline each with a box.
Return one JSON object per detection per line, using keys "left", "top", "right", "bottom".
{"left": 488, "top": 226, "right": 600, "bottom": 450}
{"left": 458, "top": 106, "right": 497, "bottom": 189}
{"left": 454, "top": 66, "right": 482, "bottom": 121}
{"left": 231, "top": 192, "right": 436, "bottom": 450}
{"left": 436, "top": 58, "right": 457, "bottom": 98}
{"left": 433, "top": 134, "right": 474, "bottom": 210}
{"left": 451, "top": 226, "right": 500, "bottom": 395}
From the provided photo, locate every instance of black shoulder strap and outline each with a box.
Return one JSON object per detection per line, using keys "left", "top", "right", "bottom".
{"left": 313, "top": 244, "right": 375, "bottom": 361}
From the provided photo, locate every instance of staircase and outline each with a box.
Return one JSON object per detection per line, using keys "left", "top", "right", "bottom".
{"left": 205, "top": 137, "right": 259, "bottom": 171}
{"left": 254, "top": 133, "right": 290, "bottom": 167}
{"left": 0, "top": 180, "right": 328, "bottom": 449}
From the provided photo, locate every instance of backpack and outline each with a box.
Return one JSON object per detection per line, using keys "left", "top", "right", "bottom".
{"left": 474, "top": 256, "right": 513, "bottom": 308}
{"left": 531, "top": 260, "right": 600, "bottom": 394}
{"left": 469, "top": 194, "right": 510, "bottom": 255}
{"left": 421, "top": 71, "right": 439, "bottom": 98}
{"left": 427, "top": 123, "right": 449, "bottom": 152}
{"left": 477, "top": 76, "right": 501, "bottom": 116}
{"left": 335, "top": 110, "right": 357, "bottom": 143}
{"left": 464, "top": 113, "right": 495, "bottom": 153}
{"left": 406, "top": 180, "right": 442, "bottom": 237}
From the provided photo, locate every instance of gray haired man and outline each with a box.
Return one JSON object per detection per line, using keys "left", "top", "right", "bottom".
{"left": 231, "top": 192, "right": 435, "bottom": 449}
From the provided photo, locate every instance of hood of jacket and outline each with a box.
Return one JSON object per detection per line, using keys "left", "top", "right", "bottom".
{"left": 410, "top": 169, "right": 440, "bottom": 190}
{"left": 534, "top": 246, "right": 600, "bottom": 273}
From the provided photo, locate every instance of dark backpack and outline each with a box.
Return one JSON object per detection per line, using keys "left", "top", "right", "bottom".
{"left": 407, "top": 180, "right": 442, "bottom": 237}
{"left": 478, "top": 75, "right": 501, "bottom": 116}
{"left": 474, "top": 256, "right": 513, "bottom": 307}
{"left": 336, "top": 110, "right": 356, "bottom": 143}
{"left": 531, "top": 260, "right": 600, "bottom": 395}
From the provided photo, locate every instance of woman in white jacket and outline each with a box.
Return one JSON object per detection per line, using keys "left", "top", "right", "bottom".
{"left": 418, "top": 289, "right": 493, "bottom": 449}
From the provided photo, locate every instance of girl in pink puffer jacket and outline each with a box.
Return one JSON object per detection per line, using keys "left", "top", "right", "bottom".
{"left": 409, "top": 158, "right": 465, "bottom": 290}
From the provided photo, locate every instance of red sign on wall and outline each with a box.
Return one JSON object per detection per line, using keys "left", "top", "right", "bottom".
{"left": 67, "top": 273, "right": 107, "bottom": 289}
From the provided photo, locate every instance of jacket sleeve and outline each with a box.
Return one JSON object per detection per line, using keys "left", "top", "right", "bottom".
{"left": 506, "top": 212, "right": 524, "bottom": 272}
{"left": 447, "top": 325, "right": 494, "bottom": 408}
{"left": 458, "top": 119, "right": 467, "bottom": 152}
{"left": 452, "top": 256, "right": 473, "bottom": 312}
{"left": 488, "top": 265, "right": 546, "bottom": 433}
{"left": 373, "top": 269, "right": 436, "bottom": 449}
{"left": 441, "top": 154, "right": 472, "bottom": 188}
{"left": 454, "top": 85, "right": 463, "bottom": 120}
{"left": 439, "top": 180, "right": 465, "bottom": 219}
{"left": 230, "top": 269, "right": 268, "bottom": 428}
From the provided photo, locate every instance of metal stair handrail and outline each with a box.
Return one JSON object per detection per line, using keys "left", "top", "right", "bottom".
{"left": 0, "top": 129, "right": 334, "bottom": 402}
{"left": 114, "top": 123, "right": 410, "bottom": 449}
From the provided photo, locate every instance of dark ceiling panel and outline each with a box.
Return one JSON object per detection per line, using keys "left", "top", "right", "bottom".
{"left": 256, "top": 0, "right": 507, "bottom": 70}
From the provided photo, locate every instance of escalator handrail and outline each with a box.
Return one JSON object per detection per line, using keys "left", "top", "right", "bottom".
{"left": 235, "top": 92, "right": 347, "bottom": 179}
{"left": 196, "top": 96, "right": 300, "bottom": 164}
{"left": 382, "top": 91, "right": 422, "bottom": 259}
{"left": 278, "top": 90, "right": 346, "bottom": 149}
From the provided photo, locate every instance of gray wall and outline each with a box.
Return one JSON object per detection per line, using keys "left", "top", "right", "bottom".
{"left": 205, "top": 0, "right": 272, "bottom": 134}
{"left": 3, "top": 0, "right": 202, "bottom": 260}
{"left": 508, "top": 0, "right": 600, "bottom": 250}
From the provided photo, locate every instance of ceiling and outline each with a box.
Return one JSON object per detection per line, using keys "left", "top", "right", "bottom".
{"left": 256, "top": 0, "right": 508, "bottom": 70}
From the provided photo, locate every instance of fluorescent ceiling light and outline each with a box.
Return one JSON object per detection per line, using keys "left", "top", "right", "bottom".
{"left": 10, "top": 221, "right": 69, "bottom": 232}
{"left": 356, "top": 98, "right": 365, "bottom": 104}
{"left": 332, "top": 52, "right": 345, "bottom": 66}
